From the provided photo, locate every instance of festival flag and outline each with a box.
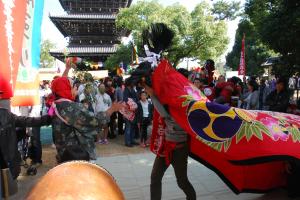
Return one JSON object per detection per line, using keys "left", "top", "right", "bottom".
{"left": 11, "top": 0, "right": 45, "bottom": 106}
{"left": 0, "top": 1, "right": 27, "bottom": 99}
{"left": 238, "top": 34, "right": 246, "bottom": 76}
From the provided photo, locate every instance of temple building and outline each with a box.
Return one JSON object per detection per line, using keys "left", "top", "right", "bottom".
{"left": 50, "top": 0, "right": 132, "bottom": 70}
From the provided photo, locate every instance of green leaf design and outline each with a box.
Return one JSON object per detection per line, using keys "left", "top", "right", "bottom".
{"left": 182, "top": 100, "right": 189, "bottom": 107}
{"left": 255, "top": 122, "right": 272, "bottom": 137}
{"left": 289, "top": 128, "right": 299, "bottom": 142}
{"left": 245, "top": 124, "right": 253, "bottom": 141}
{"left": 236, "top": 123, "right": 246, "bottom": 143}
{"left": 252, "top": 125, "right": 263, "bottom": 140}
{"left": 216, "top": 143, "right": 223, "bottom": 152}
{"left": 223, "top": 139, "right": 232, "bottom": 152}
{"left": 294, "top": 128, "right": 300, "bottom": 141}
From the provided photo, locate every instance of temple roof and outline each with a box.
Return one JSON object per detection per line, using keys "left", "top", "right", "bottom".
{"left": 50, "top": 46, "right": 117, "bottom": 54}
{"left": 59, "top": 0, "right": 133, "bottom": 14}
{"left": 50, "top": 13, "right": 116, "bottom": 20}
{"left": 49, "top": 14, "right": 120, "bottom": 37}
{"left": 50, "top": 46, "right": 117, "bottom": 62}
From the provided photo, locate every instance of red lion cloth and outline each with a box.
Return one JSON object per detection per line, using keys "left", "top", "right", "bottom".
{"left": 150, "top": 59, "right": 300, "bottom": 194}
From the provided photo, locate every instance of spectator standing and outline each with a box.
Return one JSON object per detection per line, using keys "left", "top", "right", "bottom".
{"left": 79, "top": 83, "right": 97, "bottom": 113}
{"left": 115, "top": 77, "right": 124, "bottom": 135}
{"left": 243, "top": 80, "right": 259, "bottom": 110}
{"left": 105, "top": 78, "right": 117, "bottom": 139}
{"left": 193, "top": 78, "right": 201, "bottom": 90}
{"left": 123, "top": 78, "right": 139, "bottom": 147}
{"left": 95, "top": 84, "right": 112, "bottom": 145}
{"left": 137, "top": 91, "right": 153, "bottom": 147}
{"left": 266, "top": 77, "right": 290, "bottom": 113}
{"left": 258, "top": 78, "right": 271, "bottom": 110}
{"left": 214, "top": 78, "right": 236, "bottom": 105}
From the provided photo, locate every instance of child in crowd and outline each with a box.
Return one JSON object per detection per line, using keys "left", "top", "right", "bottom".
{"left": 137, "top": 91, "right": 153, "bottom": 147}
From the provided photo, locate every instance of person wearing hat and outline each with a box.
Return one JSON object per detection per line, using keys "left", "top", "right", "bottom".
{"left": 50, "top": 76, "right": 124, "bottom": 162}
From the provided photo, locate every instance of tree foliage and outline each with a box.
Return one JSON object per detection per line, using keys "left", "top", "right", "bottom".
{"left": 226, "top": 19, "right": 275, "bottom": 76}
{"left": 212, "top": 0, "right": 241, "bottom": 20}
{"left": 105, "top": 44, "right": 132, "bottom": 71}
{"left": 116, "top": 1, "right": 238, "bottom": 66}
{"left": 40, "top": 39, "right": 56, "bottom": 68}
{"left": 245, "top": 0, "right": 300, "bottom": 76}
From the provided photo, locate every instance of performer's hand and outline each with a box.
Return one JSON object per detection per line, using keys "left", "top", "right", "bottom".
{"left": 65, "top": 58, "right": 72, "bottom": 69}
{"left": 111, "top": 101, "right": 125, "bottom": 112}
{"left": 107, "top": 101, "right": 125, "bottom": 116}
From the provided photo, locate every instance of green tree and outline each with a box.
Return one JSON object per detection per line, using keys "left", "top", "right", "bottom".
{"left": 212, "top": 0, "right": 241, "bottom": 20}
{"left": 117, "top": 1, "right": 237, "bottom": 66}
{"left": 226, "top": 19, "right": 275, "bottom": 76}
{"left": 245, "top": 0, "right": 300, "bottom": 76}
{"left": 105, "top": 44, "right": 132, "bottom": 71}
{"left": 40, "top": 39, "right": 56, "bottom": 68}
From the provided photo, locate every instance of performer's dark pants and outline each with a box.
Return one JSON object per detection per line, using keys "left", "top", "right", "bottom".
{"left": 140, "top": 117, "right": 150, "bottom": 143}
{"left": 28, "top": 127, "right": 42, "bottom": 164}
{"left": 108, "top": 113, "right": 117, "bottom": 138}
{"left": 117, "top": 112, "right": 124, "bottom": 135}
{"left": 150, "top": 143, "right": 196, "bottom": 200}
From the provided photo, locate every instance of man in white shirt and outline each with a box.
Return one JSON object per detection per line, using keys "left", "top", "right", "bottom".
{"left": 95, "top": 83, "right": 112, "bottom": 144}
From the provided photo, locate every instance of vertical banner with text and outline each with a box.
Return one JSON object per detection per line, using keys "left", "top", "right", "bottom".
{"left": 0, "top": 1, "right": 27, "bottom": 100}
{"left": 11, "top": 0, "right": 44, "bottom": 106}
{"left": 238, "top": 34, "right": 246, "bottom": 77}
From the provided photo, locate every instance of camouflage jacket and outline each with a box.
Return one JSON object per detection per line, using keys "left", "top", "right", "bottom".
{"left": 52, "top": 101, "right": 110, "bottom": 161}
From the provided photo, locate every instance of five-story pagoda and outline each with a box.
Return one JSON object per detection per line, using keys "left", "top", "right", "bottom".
{"left": 50, "top": 0, "right": 132, "bottom": 70}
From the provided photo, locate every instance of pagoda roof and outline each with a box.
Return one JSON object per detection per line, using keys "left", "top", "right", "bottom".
{"left": 51, "top": 46, "right": 117, "bottom": 54}
{"left": 50, "top": 14, "right": 120, "bottom": 37}
{"left": 50, "top": 13, "right": 116, "bottom": 20}
{"left": 50, "top": 45, "right": 117, "bottom": 61}
{"left": 59, "top": 0, "right": 133, "bottom": 14}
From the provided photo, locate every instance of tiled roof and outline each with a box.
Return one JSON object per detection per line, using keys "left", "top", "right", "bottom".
{"left": 50, "top": 46, "right": 117, "bottom": 54}
{"left": 50, "top": 14, "right": 116, "bottom": 20}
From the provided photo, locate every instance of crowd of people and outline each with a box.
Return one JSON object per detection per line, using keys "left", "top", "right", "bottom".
{"left": 1, "top": 19, "right": 300, "bottom": 199}
{"left": 1, "top": 58, "right": 300, "bottom": 198}
{"left": 191, "top": 73, "right": 300, "bottom": 114}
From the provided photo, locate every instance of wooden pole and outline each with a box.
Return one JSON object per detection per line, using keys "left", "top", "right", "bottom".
{"left": 2, "top": 169, "right": 9, "bottom": 200}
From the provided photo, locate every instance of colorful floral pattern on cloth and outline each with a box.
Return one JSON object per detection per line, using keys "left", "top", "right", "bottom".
{"left": 120, "top": 98, "right": 138, "bottom": 121}
{"left": 151, "top": 59, "right": 300, "bottom": 194}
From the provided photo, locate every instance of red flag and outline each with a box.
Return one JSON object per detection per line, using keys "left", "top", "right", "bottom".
{"left": 238, "top": 34, "right": 246, "bottom": 76}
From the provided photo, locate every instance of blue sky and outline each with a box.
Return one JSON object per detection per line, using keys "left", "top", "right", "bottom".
{"left": 41, "top": 0, "right": 245, "bottom": 60}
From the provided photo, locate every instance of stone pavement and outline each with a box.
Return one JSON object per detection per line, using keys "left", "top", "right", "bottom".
{"left": 95, "top": 153, "right": 298, "bottom": 200}
{"left": 9, "top": 132, "right": 300, "bottom": 200}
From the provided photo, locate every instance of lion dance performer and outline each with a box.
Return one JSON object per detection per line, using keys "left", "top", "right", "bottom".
{"left": 130, "top": 23, "right": 300, "bottom": 198}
